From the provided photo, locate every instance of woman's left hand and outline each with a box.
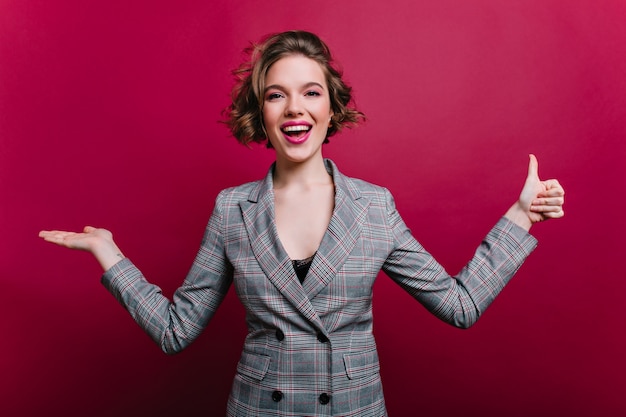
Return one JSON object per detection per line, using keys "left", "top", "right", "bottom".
{"left": 506, "top": 154, "right": 565, "bottom": 230}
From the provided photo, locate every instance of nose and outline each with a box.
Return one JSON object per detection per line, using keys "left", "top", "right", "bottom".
{"left": 284, "top": 95, "right": 304, "bottom": 117}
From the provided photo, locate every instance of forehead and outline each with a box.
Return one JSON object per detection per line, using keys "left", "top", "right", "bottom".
{"left": 265, "top": 55, "right": 327, "bottom": 87}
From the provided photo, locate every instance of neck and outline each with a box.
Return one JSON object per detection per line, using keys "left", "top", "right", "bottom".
{"left": 273, "top": 155, "right": 331, "bottom": 189}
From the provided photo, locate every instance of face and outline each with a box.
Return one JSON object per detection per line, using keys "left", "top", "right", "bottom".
{"left": 262, "top": 55, "right": 333, "bottom": 165}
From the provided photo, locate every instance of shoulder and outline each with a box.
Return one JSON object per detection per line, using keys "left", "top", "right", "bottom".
{"left": 327, "top": 159, "right": 391, "bottom": 200}
{"left": 334, "top": 168, "right": 393, "bottom": 207}
{"left": 345, "top": 176, "right": 389, "bottom": 195}
{"left": 214, "top": 180, "right": 262, "bottom": 206}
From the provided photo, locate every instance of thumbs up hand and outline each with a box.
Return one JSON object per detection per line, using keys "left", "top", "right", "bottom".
{"left": 505, "top": 154, "right": 565, "bottom": 230}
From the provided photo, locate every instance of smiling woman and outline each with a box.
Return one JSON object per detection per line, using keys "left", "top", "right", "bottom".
{"left": 225, "top": 31, "right": 364, "bottom": 147}
{"left": 262, "top": 56, "right": 333, "bottom": 165}
{"left": 39, "top": 30, "right": 565, "bottom": 416}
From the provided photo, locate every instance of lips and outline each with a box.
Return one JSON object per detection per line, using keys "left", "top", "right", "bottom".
{"left": 281, "top": 122, "right": 312, "bottom": 144}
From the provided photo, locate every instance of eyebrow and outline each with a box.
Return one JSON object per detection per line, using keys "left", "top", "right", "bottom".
{"left": 264, "top": 82, "right": 325, "bottom": 94}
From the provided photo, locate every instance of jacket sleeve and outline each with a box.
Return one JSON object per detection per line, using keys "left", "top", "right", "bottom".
{"left": 101, "top": 191, "right": 234, "bottom": 353}
{"left": 381, "top": 188, "right": 537, "bottom": 328}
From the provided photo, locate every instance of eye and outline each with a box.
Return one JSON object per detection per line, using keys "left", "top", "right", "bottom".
{"left": 266, "top": 92, "right": 283, "bottom": 101}
{"left": 305, "top": 90, "right": 321, "bottom": 97}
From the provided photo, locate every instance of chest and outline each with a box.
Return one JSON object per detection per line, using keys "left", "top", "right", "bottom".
{"left": 274, "top": 185, "right": 334, "bottom": 260}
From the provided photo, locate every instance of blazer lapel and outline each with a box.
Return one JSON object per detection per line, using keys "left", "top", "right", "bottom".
{"left": 303, "top": 160, "right": 370, "bottom": 301}
{"left": 240, "top": 164, "right": 324, "bottom": 329}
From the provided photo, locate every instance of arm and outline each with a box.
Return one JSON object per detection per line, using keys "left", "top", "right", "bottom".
{"left": 383, "top": 155, "right": 565, "bottom": 328}
{"left": 39, "top": 193, "right": 233, "bottom": 353}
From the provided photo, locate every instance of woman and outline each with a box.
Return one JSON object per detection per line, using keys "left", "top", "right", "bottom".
{"left": 39, "top": 31, "right": 565, "bottom": 416}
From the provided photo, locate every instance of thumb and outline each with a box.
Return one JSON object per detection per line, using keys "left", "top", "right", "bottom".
{"left": 83, "top": 226, "right": 96, "bottom": 233}
{"left": 527, "top": 154, "right": 539, "bottom": 179}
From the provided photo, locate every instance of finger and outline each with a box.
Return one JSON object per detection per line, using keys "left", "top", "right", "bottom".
{"left": 536, "top": 180, "right": 564, "bottom": 197}
{"left": 39, "top": 231, "right": 77, "bottom": 244}
{"left": 527, "top": 154, "right": 539, "bottom": 179}
{"left": 530, "top": 204, "right": 564, "bottom": 213}
{"left": 39, "top": 230, "right": 67, "bottom": 238}
{"left": 84, "top": 226, "right": 96, "bottom": 233}
{"left": 532, "top": 196, "right": 565, "bottom": 206}
{"left": 540, "top": 209, "right": 565, "bottom": 219}
{"left": 538, "top": 186, "right": 565, "bottom": 196}
{"left": 541, "top": 179, "right": 564, "bottom": 191}
{"left": 537, "top": 189, "right": 565, "bottom": 199}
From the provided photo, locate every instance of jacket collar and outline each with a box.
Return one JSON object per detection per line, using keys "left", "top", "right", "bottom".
{"left": 239, "top": 159, "right": 369, "bottom": 331}
{"left": 245, "top": 159, "right": 363, "bottom": 203}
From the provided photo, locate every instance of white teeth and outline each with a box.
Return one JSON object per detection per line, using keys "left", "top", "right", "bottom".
{"left": 282, "top": 125, "right": 311, "bottom": 132}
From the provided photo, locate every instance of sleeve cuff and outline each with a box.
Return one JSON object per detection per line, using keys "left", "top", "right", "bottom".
{"left": 100, "top": 257, "right": 136, "bottom": 292}
{"left": 495, "top": 216, "right": 538, "bottom": 257}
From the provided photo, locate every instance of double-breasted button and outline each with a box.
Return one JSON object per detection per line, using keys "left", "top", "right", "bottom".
{"left": 272, "top": 390, "right": 283, "bottom": 402}
{"left": 319, "top": 393, "right": 330, "bottom": 405}
{"left": 275, "top": 328, "right": 285, "bottom": 341}
{"left": 317, "top": 332, "right": 328, "bottom": 343}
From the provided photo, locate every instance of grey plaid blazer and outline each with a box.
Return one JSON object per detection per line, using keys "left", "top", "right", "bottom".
{"left": 102, "top": 159, "right": 537, "bottom": 416}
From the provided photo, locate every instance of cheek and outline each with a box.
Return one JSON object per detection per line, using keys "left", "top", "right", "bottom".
{"left": 324, "top": 99, "right": 333, "bottom": 119}
{"left": 261, "top": 107, "right": 279, "bottom": 128}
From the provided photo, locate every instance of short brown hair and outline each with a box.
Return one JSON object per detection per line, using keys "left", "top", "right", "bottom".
{"left": 224, "top": 30, "right": 364, "bottom": 146}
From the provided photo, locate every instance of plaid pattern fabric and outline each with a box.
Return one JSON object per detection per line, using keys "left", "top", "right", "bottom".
{"left": 102, "top": 159, "right": 537, "bottom": 416}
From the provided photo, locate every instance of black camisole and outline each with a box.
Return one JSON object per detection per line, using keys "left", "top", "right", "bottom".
{"left": 292, "top": 254, "right": 315, "bottom": 283}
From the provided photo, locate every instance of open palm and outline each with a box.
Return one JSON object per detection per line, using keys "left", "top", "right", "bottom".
{"left": 39, "top": 226, "right": 113, "bottom": 251}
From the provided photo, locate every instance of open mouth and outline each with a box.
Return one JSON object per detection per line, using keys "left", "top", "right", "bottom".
{"left": 281, "top": 124, "right": 312, "bottom": 139}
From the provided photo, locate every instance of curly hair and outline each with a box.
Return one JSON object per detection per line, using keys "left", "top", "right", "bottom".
{"left": 224, "top": 30, "right": 364, "bottom": 146}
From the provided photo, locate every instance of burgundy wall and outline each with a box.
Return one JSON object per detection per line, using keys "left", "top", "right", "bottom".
{"left": 2, "top": 1, "right": 624, "bottom": 416}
